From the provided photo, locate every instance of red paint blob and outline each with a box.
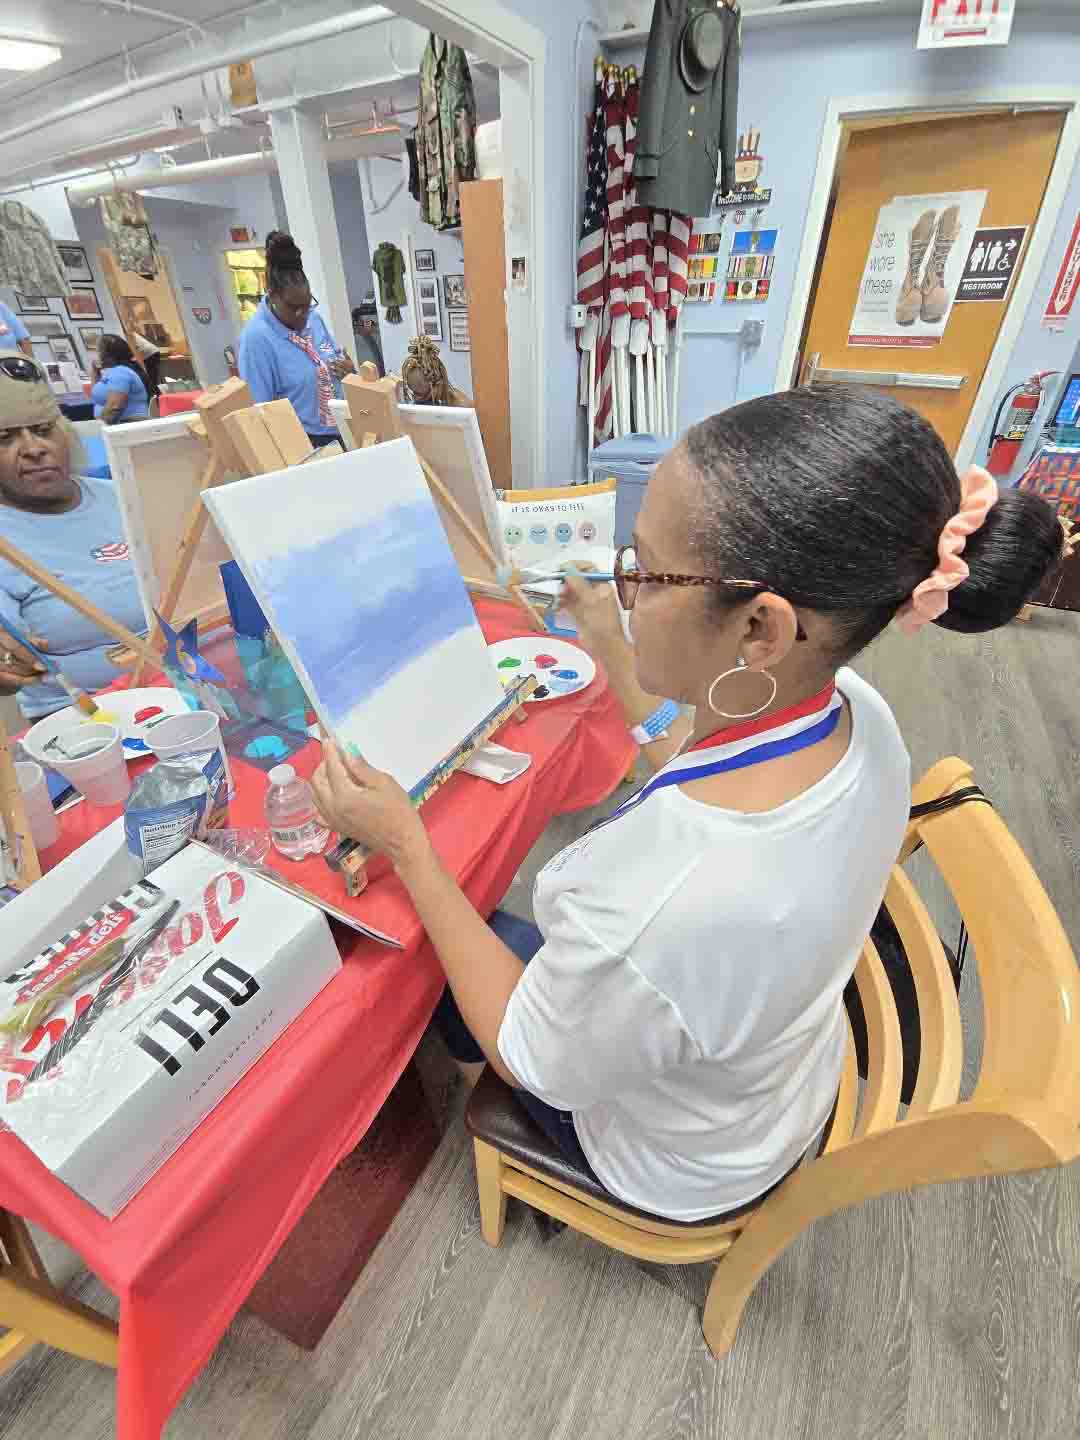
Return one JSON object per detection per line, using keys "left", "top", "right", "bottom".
{"left": 134, "top": 705, "right": 164, "bottom": 724}
{"left": 533, "top": 654, "right": 557, "bottom": 669}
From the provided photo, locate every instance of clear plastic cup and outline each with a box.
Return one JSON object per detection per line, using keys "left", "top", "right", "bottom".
{"left": 40, "top": 724, "right": 131, "bottom": 806}
{"left": 14, "top": 760, "right": 59, "bottom": 850}
{"left": 148, "top": 710, "right": 233, "bottom": 792}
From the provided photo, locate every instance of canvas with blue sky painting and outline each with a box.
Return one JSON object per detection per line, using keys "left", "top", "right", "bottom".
{"left": 204, "top": 438, "right": 505, "bottom": 792}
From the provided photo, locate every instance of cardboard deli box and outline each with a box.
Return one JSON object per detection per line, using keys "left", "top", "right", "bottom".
{"left": 0, "top": 842, "right": 341, "bottom": 1217}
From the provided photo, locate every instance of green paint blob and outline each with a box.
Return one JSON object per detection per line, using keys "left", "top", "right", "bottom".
{"left": 497, "top": 656, "right": 521, "bottom": 670}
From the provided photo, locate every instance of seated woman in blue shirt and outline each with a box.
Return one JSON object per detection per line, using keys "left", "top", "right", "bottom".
{"left": 238, "top": 230, "right": 355, "bottom": 447}
{"left": 0, "top": 352, "right": 147, "bottom": 718}
{"left": 90, "top": 333, "right": 150, "bottom": 425}
{"left": 0, "top": 302, "right": 31, "bottom": 358}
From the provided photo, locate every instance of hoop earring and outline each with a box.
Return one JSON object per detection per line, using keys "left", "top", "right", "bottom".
{"left": 707, "top": 657, "right": 778, "bottom": 719}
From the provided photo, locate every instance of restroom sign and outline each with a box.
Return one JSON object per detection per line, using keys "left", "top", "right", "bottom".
{"left": 918, "top": 0, "right": 1014, "bottom": 48}
{"left": 954, "top": 225, "right": 1028, "bottom": 303}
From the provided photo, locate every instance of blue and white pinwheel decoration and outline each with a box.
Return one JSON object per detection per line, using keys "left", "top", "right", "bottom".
{"left": 153, "top": 611, "right": 229, "bottom": 687}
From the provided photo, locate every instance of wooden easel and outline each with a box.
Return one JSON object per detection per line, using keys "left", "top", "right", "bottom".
{"left": 130, "top": 381, "right": 345, "bottom": 681}
{"left": 342, "top": 374, "right": 545, "bottom": 632}
{"left": 0, "top": 718, "right": 40, "bottom": 892}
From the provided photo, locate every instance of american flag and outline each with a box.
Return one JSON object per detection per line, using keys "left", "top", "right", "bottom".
{"left": 578, "top": 73, "right": 612, "bottom": 443}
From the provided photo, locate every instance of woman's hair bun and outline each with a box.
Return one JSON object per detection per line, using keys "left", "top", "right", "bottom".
{"left": 265, "top": 229, "right": 303, "bottom": 268}
{"left": 934, "top": 487, "right": 1064, "bottom": 633}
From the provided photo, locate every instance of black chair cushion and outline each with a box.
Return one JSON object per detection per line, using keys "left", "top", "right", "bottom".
{"left": 465, "top": 1067, "right": 779, "bottom": 1231}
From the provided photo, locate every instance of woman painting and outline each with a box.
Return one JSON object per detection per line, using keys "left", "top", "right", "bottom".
{"left": 91, "top": 333, "right": 150, "bottom": 425}
{"left": 0, "top": 352, "right": 146, "bottom": 718}
{"left": 238, "top": 230, "right": 354, "bottom": 449}
{"left": 312, "top": 386, "right": 1062, "bottom": 1222}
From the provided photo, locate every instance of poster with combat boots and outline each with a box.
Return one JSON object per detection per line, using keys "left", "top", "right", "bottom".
{"left": 848, "top": 190, "right": 987, "bottom": 347}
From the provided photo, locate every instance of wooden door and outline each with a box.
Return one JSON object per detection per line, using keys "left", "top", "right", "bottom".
{"left": 460, "top": 179, "right": 512, "bottom": 487}
{"left": 799, "top": 110, "right": 1064, "bottom": 452}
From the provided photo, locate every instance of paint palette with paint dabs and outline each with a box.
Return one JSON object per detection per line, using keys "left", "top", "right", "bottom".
{"left": 486, "top": 639, "right": 596, "bottom": 702}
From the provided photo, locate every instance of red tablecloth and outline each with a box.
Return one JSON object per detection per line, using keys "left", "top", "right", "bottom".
{"left": 157, "top": 391, "right": 204, "bottom": 417}
{"left": 0, "top": 598, "right": 634, "bottom": 1439}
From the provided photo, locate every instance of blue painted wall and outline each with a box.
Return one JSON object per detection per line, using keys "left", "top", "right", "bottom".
{"left": 579, "top": 8, "right": 1080, "bottom": 470}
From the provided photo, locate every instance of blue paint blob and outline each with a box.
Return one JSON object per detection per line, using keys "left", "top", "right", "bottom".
{"left": 552, "top": 669, "right": 579, "bottom": 680}
{"left": 245, "top": 735, "right": 289, "bottom": 760}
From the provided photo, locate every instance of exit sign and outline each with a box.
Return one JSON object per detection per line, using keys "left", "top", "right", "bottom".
{"left": 918, "top": 0, "right": 1015, "bottom": 48}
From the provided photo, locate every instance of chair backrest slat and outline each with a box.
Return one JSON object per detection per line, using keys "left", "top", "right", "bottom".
{"left": 852, "top": 939, "right": 903, "bottom": 1136}
{"left": 822, "top": 1013, "right": 859, "bottom": 1153}
{"left": 883, "top": 866, "right": 963, "bottom": 1115}
{"left": 916, "top": 786, "right": 1080, "bottom": 1109}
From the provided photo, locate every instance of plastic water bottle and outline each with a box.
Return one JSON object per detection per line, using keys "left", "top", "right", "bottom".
{"left": 265, "top": 765, "right": 330, "bottom": 860}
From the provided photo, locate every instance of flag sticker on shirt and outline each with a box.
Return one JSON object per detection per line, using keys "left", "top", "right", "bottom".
{"left": 92, "top": 541, "right": 130, "bottom": 564}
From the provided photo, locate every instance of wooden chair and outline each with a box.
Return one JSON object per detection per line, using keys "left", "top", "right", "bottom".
{"left": 0, "top": 1211, "right": 117, "bottom": 1374}
{"left": 466, "top": 757, "right": 1080, "bottom": 1357}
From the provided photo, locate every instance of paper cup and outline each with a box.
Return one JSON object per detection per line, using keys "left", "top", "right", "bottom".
{"left": 14, "top": 761, "right": 59, "bottom": 850}
{"left": 40, "top": 724, "right": 131, "bottom": 806}
{"left": 148, "top": 710, "right": 233, "bottom": 791}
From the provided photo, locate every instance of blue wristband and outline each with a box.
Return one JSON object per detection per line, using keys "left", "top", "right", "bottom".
{"left": 631, "top": 699, "right": 680, "bottom": 745}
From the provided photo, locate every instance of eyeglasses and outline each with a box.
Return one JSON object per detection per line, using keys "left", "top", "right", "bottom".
{"left": 613, "top": 544, "right": 766, "bottom": 612}
{"left": 0, "top": 356, "right": 44, "bottom": 383}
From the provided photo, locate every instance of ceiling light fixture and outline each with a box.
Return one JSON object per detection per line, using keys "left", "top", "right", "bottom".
{"left": 0, "top": 37, "right": 62, "bottom": 72}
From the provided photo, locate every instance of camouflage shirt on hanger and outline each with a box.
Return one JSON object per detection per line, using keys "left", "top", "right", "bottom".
{"left": 417, "top": 35, "right": 478, "bottom": 231}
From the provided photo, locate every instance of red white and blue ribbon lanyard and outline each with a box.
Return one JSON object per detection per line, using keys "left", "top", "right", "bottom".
{"left": 596, "top": 682, "right": 843, "bottom": 831}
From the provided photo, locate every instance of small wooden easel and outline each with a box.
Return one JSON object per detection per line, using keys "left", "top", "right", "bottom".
{"left": 342, "top": 374, "right": 545, "bottom": 632}
{"left": 0, "top": 717, "right": 40, "bottom": 891}
{"left": 131, "top": 380, "right": 345, "bottom": 681}
{"left": 0, "top": 540, "right": 162, "bottom": 892}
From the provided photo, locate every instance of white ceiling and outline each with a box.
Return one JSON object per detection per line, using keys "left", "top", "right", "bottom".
{"left": 0, "top": 1, "right": 250, "bottom": 105}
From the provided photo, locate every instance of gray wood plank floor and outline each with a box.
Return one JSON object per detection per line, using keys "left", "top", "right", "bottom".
{"left": 3, "top": 610, "right": 1080, "bottom": 1439}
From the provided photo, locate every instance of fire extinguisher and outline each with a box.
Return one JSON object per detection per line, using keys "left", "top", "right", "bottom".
{"left": 986, "top": 371, "right": 1059, "bottom": 477}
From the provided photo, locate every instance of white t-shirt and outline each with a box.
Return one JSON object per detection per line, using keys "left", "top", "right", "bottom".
{"left": 498, "top": 669, "right": 911, "bottom": 1221}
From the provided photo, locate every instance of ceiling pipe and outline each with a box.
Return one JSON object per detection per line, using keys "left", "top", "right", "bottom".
{"left": 66, "top": 132, "right": 403, "bottom": 204}
{"left": 2, "top": 4, "right": 394, "bottom": 148}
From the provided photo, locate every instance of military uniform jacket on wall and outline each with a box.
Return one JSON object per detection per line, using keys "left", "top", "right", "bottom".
{"left": 417, "top": 35, "right": 478, "bottom": 232}
{"left": 633, "top": 0, "right": 741, "bottom": 219}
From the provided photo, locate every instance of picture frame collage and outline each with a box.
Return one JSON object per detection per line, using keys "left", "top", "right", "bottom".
{"left": 411, "top": 247, "right": 469, "bottom": 351}
{"left": 15, "top": 244, "right": 102, "bottom": 373}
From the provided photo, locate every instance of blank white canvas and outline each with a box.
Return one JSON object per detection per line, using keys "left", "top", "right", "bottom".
{"left": 106, "top": 414, "right": 234, "bottom": 631}
{"left": 329, "top": 399, "right": 508, "bottom": 571}
{"left": 204, "top": 438, "right": 505, "bottom": 794}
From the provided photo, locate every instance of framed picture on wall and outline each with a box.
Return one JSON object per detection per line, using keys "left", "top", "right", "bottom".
{"left": 79, "top": 326, "right": 103, "bottom": 353}
{"left": 443, "top": 274, "right": 467, "bottom": 309}
{"left": 64, "top": 286, "right": 102, "bottom": 321}
{"left": 30, "top": 340, "right": 54, "bottom": 366}
{"left": 56, "top": 244, "right": 93, "bottom": 283}
{"left": 50, "top": 334, "right": 79, "bottom": 367}
{"left": 120, "top": 296, "right": 157, "bottom": 331}
{"left": 414, "top": 248, "right": 436, "bottom": 273}
{"left": 414, "top": 277, "right": 443, "bottom": 341}
{"left": 449, "top": 309, "right": 470, "bottom": 353}
{"left": 14, "top": 292, "right": 51, "bottom": 314}
{"left": 26, "top": 316, "right": 66, "bottom": 339}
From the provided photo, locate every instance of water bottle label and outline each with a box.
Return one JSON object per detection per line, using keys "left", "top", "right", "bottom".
{"left": 271, "top": 820, "right": 327, "bottom": 847}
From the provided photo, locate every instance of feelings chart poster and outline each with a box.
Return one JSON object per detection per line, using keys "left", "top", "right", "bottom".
{"left": 205, "top": 440, "right": 506, "bottom": 794}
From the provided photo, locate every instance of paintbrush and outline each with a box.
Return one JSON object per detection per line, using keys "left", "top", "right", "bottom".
{"left": 495, "top": 563, "right": 616, "bottom": 587}
{"left": 2, "top": 615, "right": 109, "bottom": 720}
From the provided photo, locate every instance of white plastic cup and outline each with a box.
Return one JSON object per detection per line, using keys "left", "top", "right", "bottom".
{"left": 14, "top": 760, "right": 59, "bottom": 850}
{"left": 44, "top": 724, "right": 131, "bottom": 806}
{"left": 147, "top": 710, "right": 233, "bottom": 791}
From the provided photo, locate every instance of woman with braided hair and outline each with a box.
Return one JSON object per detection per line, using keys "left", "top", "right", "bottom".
{"left": 238, "top": 230, "right": 354, "bottom": 448}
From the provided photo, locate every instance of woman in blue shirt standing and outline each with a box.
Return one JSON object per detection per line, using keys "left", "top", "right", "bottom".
{"left": 238, "top": 230, "right": 355, "bottom": 447}
{"left": 90, "top": 334, "right": 150, "bottom": 425}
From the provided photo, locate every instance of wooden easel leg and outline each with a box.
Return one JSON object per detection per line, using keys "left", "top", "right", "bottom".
{"left": 133, "top": 455, "right": 222, "bottom": 683}
{"left": 0, "top": 719, "right": 40, "bottom": 890}
{"left": 418, "top": 459, "right": 545, "bottom": 633}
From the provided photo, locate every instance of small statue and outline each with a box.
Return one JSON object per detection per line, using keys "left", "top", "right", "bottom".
{"left": 401, "top": 335, "right": 452, "bottom": 406}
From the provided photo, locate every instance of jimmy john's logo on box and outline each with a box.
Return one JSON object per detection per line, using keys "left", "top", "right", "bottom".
{"left": 0, "top": 844, "right": 339, "bottom": 1216}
